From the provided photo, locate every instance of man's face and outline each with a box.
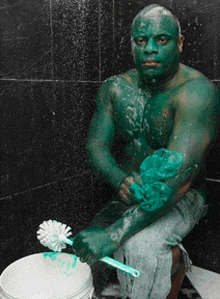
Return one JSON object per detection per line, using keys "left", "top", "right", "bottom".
{"left": 131, "top": 14, "right": 183, "bottom": 82}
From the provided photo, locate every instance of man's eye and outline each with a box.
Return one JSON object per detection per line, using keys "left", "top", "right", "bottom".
{"left": 137, "top": 38, "right": 146, "bottom": 45}
{"left": 157, "top": 38, "right": 168, "bottom": 44}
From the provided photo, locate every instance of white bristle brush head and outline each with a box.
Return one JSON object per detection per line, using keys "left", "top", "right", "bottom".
{"left": 37, "top": 220, "right": 72, "bottom": 252}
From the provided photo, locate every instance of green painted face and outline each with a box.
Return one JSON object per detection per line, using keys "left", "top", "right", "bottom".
{"left": 131, "top": 14, "right": 181, "bottom": 83}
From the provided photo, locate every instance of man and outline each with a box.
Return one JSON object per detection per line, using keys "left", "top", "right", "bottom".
{"left": 73, "top": 4, "right": 219, "bottom": 299}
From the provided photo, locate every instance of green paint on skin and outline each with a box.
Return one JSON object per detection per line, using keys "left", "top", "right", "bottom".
{"left": 130, "top": 149, "right": 184, "bottom": 211}
{"left": 43, "top": 253, "right": 78, "bottom": 276}
{"left": 131, "top": 9, "right": 182, "bottom": 85}
{"left": 110, "top": 216, "right": 133, "bottom": 243}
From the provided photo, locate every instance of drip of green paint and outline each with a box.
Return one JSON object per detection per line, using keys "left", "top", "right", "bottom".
{"left": 43, "top": 253, "right": 78, "bottom": 276}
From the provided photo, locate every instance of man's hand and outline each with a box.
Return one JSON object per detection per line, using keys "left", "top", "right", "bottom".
{"left": 72, "top": 227, "right": 119, "bottom": 265}
{"left": 119, "top": 176, "right": 136, "bottom": 204}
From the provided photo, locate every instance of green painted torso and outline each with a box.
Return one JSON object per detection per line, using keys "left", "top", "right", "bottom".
{"left": 110, "top": 65, "right": 203, "bottom": 173}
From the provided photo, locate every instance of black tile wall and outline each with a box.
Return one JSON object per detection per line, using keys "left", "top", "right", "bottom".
{"left": 99, "top": 0, "right": 114, "bottom": 80}
{"left": 1, "top": 80, "right": 99, "bottom": 197}
{"left": 1, "top": 0, "right": 220, "bottom": 276}
{"left": 174, "top": 0, "right": 220, "bottom": 80}
{"left": 1, "top": 80, "right": 54, "bottom": 196}
{"left": 52, "top": 0, "right": 100, "bottom": 81}
{"left": 0, "top": 0, "right": 52, "bottom": 79}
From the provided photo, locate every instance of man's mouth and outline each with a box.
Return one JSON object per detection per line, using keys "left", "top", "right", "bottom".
{"left": 143, "top": 60, "right": 160, "bottom": 67}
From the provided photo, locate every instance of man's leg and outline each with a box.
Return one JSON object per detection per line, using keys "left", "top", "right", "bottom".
{"left": 113, "top": 190, "right": 208, "bottom": 299}
{"left": 168, "top": 246, "right": 187, "bottom": 299}
{"left": 91, "top": 197, "right": 131, "bottom": 297}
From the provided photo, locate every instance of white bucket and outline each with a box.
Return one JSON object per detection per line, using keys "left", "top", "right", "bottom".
{"left": 0, "top": 252, "right": 94, "bottom": 299}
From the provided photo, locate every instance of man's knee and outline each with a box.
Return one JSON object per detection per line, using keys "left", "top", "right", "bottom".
{"left": 122, "top": 231, "right": 169, "bottom": 261}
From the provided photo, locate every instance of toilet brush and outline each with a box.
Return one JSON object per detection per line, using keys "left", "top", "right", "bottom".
{"left": 37, "top": 220, "right": 140, "bottom": 277}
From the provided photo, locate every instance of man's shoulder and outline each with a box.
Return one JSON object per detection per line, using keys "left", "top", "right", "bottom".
{"left": 100, "top": 70, "right": 137, "bottom": 95}
{"left": 174, "top": 64, "right": 220, "bottom": 114}
{"left": 98, "top": 75, "right": 120, "bottom": 98}
{"left": 176, "top": 64, "right": 219, "bottom": 98}
{"left": 179, "top": 63, "right": 202, "bottom": 78}
{"left": 103, "top": 69, "right": 136, "bottom": 84}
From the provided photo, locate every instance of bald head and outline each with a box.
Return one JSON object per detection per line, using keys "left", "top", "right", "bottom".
{"left": 131, "top": 4, "right": 181, "bottom": 36}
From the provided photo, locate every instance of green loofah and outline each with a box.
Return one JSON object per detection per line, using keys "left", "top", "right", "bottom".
{"left": 129, "top": 149, "right": 184, "bottom": 211}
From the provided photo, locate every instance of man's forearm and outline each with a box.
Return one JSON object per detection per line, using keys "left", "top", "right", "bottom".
{"left": 106, "top": 201, "right": 172, "bottom": 246}
{"left": 87, "top": 145, "right": 127, "bottom": 190}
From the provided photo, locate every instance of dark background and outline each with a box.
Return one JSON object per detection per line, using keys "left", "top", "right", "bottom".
{"left": 1, "top": 0, "right": 220, "bottom": 275}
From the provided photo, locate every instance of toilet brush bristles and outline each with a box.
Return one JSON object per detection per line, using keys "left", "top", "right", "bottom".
{"left": 37, "top": 220, "right": 72, "bottom": 252}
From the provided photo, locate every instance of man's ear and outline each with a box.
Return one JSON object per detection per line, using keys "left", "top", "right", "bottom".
{"left": 178, "top": 35, "right": 185, "bottom": 53}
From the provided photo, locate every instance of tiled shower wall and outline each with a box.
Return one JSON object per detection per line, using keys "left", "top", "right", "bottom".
{"left": 1, "top": 0, "right": 220, "bottom": 273}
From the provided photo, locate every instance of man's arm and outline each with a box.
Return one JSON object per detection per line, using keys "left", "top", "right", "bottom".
{"left": 87, "top": 77, "right": 128, "bottom": 191}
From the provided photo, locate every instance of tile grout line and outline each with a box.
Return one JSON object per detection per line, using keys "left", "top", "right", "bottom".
{"left": 214, "top": 36, "right": 219, "bottom": 80}
{"left": 2, "top": 77, "right": 219, "bottom": 83}
{"left": 49, "top": 0, "right": 57, "bottom": 116}
{"left": 1, "top": 176, "right": 220, "bottom": 201}
{"left": 98, "top": 0, "right": 101, "bottom": 82}
{"left": 49, "top": 0, "right": 54, "bottom": 81}
{"left": 0, "top": 78, "right": 103, "bottom": 83}
{"left": 205, "top": 177, "right": 220, "bottom": 183}
{"left": 0, "top": 171, "right": 92, "bottom": 201}
{"left": 113, "top": 0, "right": 115, "bottom": 48}
{"left": 1, "top": 78, "right": 219, "bottom": 83}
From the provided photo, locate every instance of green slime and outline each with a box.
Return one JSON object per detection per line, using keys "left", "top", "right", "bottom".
{"left": 130, "top": 149, "right": 184, "bottom": 211}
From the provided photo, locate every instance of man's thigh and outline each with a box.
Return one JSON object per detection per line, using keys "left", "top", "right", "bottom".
{"left": 122, "top": 189, "right": 208, "bottom": 253}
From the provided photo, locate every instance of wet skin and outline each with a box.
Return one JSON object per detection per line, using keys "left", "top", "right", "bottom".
{"left": 73, "top": 12, "right": 220, "bottom": 264}
{"left": 131, "top": 14, "right": 182, "bottom": 83}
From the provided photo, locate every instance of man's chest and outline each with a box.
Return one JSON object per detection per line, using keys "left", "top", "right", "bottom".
{"left": 112, "top": 87, "right": 176, "bottom": 148}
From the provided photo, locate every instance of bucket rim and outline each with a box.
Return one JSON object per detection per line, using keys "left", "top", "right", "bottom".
{"left": 1, "top": 252, "right": 78, "bottom": 272}
{"left": 0, "top": 252, "right": 93, "bottom": 299}
{"left": 0, "top": 285, "right": 17, "bottom": 299}
{"left": 0, "top": 252, "right": 78, "bottom": 280}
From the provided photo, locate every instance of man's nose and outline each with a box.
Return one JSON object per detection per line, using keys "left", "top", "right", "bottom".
{"left": 144, "top": 39, "right": 158, "bottom": 54}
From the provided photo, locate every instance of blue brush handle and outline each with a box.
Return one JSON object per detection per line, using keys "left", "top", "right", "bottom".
{"left": 63, "top": 237, "right": 140, "bottom": 277}
{"left": 100, "top": 256, "right": 140, "bottom": 277}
